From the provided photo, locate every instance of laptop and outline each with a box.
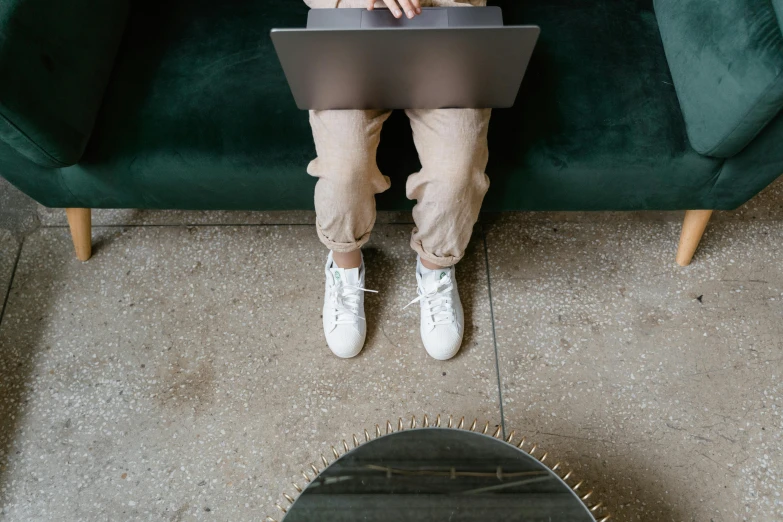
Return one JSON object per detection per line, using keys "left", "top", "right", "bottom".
{"left": 271, "top": 7, "right": 539, "bottom": 110}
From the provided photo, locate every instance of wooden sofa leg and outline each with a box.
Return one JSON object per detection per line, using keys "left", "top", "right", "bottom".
{"left": 66, "top": 208, "right": 92, "bottom": 261}
{"left": 676, "top": 210, "right": 713, "bottom": 266}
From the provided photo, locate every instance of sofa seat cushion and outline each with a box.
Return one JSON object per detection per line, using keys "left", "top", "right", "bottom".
{"left": 61, "top": 0, "right": 316, "bottom": 210}
{"left": 480, "top": 0, "right": 721, "bottom": 211}
{"left": 655, "top": 0, "right": 783, "bottom": 158}
{"left": 61, "top": 0, "right": 732, "bottom": 212}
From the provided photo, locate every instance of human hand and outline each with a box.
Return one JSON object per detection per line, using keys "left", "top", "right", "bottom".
{"left": 367, "top": 0, "right": 422, "bottom": 19}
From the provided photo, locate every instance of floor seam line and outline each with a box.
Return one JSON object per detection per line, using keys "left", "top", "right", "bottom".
{"left": 0, "top": 236, "right": 24, "bottom": 330}
{"left": 482, "top": 224, "right": 505, "bottom": 439}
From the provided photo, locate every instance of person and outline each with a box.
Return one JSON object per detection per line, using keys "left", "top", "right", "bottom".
{"left": 305, "top": 0, "right": 491, "bottom": 360}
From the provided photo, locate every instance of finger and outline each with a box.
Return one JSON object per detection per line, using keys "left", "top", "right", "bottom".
{"left": 410, "top": 0, "right": 422, "bottom": 14}
{"left": 382, "top": 0, "right": 403, "bottom": 18}
{"left": 396, "top": 0, "right": 417, "bottom": 18}
{"left": 367, "top": 0, "right": 375, "bottom": 10}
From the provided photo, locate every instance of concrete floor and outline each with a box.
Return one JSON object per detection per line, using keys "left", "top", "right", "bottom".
{"left": 0, "top": 177, "right": 782, "bottom": 521}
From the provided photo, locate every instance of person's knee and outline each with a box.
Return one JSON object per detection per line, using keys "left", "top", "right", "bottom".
{"left": 308, "top": 151, "right": 380, "bottom": 187}
{"left": 311, "top": 110, "right": 384, "bottom": 155}
{"left": 421, "top": 145, "right": 490, "bottom": 199}
{"left": 407, "top": 171, "right": 489, "bottom": 219}
{"left": 310, "top": 108, "right": 390, "bottom": 186}
{"left": 314, "top": 165, "right": 389, "bottom": 220}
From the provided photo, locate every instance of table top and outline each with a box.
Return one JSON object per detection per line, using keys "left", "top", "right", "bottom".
{"left": 284, "top": 427, "right": 597, "bottom": 521}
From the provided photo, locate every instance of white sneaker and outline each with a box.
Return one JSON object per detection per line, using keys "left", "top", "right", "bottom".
{"left": 323, "top": 252, "right": 376, "bottom": 359}
{"left": 405, "top": 257, "right": 464, "bottom": 361}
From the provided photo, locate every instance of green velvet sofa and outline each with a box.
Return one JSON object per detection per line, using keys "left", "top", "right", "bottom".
{"left": 2, "top": 0, "right": 782, "bottom": 264}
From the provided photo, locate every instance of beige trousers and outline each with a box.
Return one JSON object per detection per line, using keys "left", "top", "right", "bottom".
{"left": 306, "top": 0, "right": 490, "bottom": 267}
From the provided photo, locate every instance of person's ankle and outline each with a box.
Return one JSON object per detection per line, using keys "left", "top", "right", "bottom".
{"left": 420, "top": 257, "right": 450, "bottom": 271}
{"left": 332, "top": 250, "right": 362, "bottom": 269}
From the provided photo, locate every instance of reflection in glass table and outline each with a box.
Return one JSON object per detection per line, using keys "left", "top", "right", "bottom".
{"left": 279, "top": 425, "right": 606, "bottom": 521}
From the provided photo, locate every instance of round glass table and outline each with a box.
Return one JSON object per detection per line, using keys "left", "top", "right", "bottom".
{"left": 269, "top": 418, "right": 609, "bottom": 521}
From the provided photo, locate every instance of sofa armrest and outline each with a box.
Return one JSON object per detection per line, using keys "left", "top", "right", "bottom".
{"left": 654, "top": 0, "right": 783, "bottom": 158}
{"left": 0, "top": 0, "right": 129, "bottom": 168}
{"left": 709, "top": 110, "right": 783, "bottom": 209}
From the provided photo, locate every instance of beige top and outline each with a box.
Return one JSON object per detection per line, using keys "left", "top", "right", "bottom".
{"left": 304, "top": 0, "right": 486, "bottom": 8}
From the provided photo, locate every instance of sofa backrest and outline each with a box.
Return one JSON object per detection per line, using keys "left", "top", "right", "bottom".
{"left": 0, "top": 0, "right": 129, "bottom": 168}
{"left": 654, "top": 0, "right": 783, "bottom": 158}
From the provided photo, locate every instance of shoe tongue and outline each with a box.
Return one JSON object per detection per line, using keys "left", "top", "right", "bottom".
{"left": 421, "top": 268, "right": 449, "bottom": 292}
{"left": 330, "top": 266, "right": 360, "bottom": 286}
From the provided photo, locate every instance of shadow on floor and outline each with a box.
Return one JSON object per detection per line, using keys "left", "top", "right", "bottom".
{"left": 0, "top": 237, "right": 64, "bottom": 493}
{"left": 362, "top": 236, "right": 480, "bottom": 359}
{"left": 362, "top": 245, "right": 397, "bottom": 354}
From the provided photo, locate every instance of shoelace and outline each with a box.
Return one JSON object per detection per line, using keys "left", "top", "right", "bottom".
{"left": 330, "top": 281, "right": 377, "bottom": 325}
{"left": 404, "top": 274, "right": 455, "bottom": 327}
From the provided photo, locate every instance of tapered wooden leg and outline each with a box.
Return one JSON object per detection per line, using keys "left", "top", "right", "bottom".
{"left": 66, "top": 208, "right": 92, "bottom": 261}
{"left": 676, "top": 210, "right": 713, "bottom": 266}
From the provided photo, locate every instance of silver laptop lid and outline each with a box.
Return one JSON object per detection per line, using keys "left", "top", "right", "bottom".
{"left": 271, "top": 8, "right": 539, "bottom": 110}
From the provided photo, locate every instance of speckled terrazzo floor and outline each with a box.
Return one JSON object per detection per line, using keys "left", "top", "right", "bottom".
{"left": 0, "top": 178, "right": 781, "bottom": 521}
{"left": 0, "top": 230, "right": 17, "bottom": 318}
